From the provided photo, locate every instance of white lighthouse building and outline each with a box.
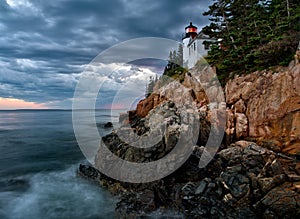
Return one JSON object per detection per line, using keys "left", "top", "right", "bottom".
{"left": 182, "top": 22, "right": 215, "bottom": 69}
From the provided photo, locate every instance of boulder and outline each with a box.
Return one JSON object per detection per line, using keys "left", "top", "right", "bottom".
{"left": 104, "top": 122, "right": 113, "bottom": 128}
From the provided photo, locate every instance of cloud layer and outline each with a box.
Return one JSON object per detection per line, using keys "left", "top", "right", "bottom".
{"left": 0, "top": 0, "right": 211, "bottom": 108}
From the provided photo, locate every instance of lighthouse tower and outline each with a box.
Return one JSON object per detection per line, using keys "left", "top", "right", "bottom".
{"left": 182, "top": 22, "right": 215, "bottom": 69}
{"left": 182, "top": 22, "right": 198, "bottom": 68}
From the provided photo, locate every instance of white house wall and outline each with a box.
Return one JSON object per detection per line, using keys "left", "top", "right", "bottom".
{"left": 182, "top": 38, "right": 190, "bottom": 68}
{"left": 183, "top": 39, "right": 209, "bottom": 69}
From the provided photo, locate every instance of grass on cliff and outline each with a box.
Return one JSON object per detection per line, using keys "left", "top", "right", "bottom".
{"left": 163, "top": 66, "right": 187, "bottom": 83}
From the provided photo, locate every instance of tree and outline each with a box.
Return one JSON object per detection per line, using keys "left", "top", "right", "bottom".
{"left": 168, "top": 44, "right": 184, "bottom": 66}
{"left": 145, "top": 75, "right": 159, "bottom": 97}
{"left": 176, "top": 44, "right": 183, "bottom": 66}
{"left": 202, "top": 0, "right": 300, "bottom": 82}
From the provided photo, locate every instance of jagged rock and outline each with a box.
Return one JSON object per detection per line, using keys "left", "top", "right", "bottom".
{"left": 194, "top": 180, "right": 207, "bottom": 195}
{"left": 135, "top": 93, "right": 167, "bottom": 118}
{"left": 234, "top": 99, "right": 247, "bottom": 113}
{"left": 226, "top": 64, "right": 300, "bottom": 155}
{"left": 263, "top": 209, "right": 277, "bottom": 219}
{"left": 258, "top": 174, "right": 285, "bottom": 194}
{"left": 235, "top": 140, "right": 253, "bottom": 148}
{"left": 222, "top": 193, "right": 237, "bottom": 206}
{"left": 221, "top": 171, "right": 250, "bottom": 199}
{"left": 235, "top": 113, "right": 248, "bottom": 139}
{"left": 79, "top": 139, "right": 300, "bottom": 218}
{"left": 287, "top": 174, "right": 300, "bottom": 182}
{"left": 181, "top": 182, "right": 196, "bottom": 195}
{"left": 218, "top": 146, "right": 243, "bottom": 163}
{"left": 136, "top": 189, "right": 156, "bottom": 211}
{"left": 254, "top": 183, "right": 300, "bottom": 218}
{"left": 104, "top": 122, "right": 113, "bottom": 128}
{"left": 78, "top": 164, "right": 101, "bottom": 180}
{"left": 269, "top": 159, "right": 283, "bottom": 175}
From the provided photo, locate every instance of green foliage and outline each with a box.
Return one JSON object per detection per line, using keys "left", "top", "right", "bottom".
{"left": 202, "top": 0, "right": 300, "bottom": 81}
{"left": 164, "top": 66, "right": 187, "bottom": 78}
{"left": 145, "top": 75, "right": 158, "bottom": 97}
{"left": 168, "top": 44, "right": 184, "bottom": 66}
{"left": 146, "top": 44, "right": 186, "bottom": 97}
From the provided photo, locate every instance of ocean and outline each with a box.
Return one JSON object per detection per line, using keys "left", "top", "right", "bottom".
{"left": 0, "top": 110, "right": 120, "bottom": 219}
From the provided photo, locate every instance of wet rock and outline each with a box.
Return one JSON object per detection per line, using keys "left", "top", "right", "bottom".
{"left": 104, "top": 122, "right": 113, "bottom": 128}
{"left": 137, "top": 189, "right": 156, "bottom": 211}
{"left": 78, "top": 164, "right": 101, "bottom": 180}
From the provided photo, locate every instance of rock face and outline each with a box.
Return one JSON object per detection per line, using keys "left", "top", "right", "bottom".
{"left": 226, "top": 64, "right": 300, "bottom": 155}
{"left": 78, "top": 62, "right": 300, "bottom": 218}
{"left": 135, "top": 93, "right": 167, "bottom": 118}
{"left": 134, "top": 65, "right": 225, "bottom": 118}
{"left": 133, "top": 63, "right": 300, "bottom": 155}
{"left": 98, "top": 101, "right": 183, "bottom": 164}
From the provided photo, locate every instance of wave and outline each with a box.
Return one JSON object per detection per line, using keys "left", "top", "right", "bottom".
{"left": 0, "top": 163, "right": 116, "bottom": 219}
{"left": 0, "top": 179, "right": 30, "bottom": 193}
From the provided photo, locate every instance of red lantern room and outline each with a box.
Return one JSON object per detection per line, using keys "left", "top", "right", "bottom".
{"left": 183, "top": 22, "right": 198, "bottom": 40}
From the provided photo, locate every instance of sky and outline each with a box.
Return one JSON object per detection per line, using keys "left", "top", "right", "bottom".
{"left": 0, "top": 0, "right": 212, "bottom": 109}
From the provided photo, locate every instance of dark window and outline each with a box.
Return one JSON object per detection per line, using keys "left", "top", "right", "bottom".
{"left": 204, "top": 43, "right": 209, "bottom": 50}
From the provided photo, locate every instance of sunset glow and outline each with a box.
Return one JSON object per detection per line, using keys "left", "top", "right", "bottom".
{"left": 0, "top": 97, "right": 47, "bottom": 110}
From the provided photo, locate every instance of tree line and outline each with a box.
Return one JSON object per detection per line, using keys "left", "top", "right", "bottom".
{"left": 202, "top": 0, "right": 300, "bottom": 81}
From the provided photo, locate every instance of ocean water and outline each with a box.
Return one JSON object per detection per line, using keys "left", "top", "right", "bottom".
{"left": 0, "top": 110, "right": 120, "bottom": 219}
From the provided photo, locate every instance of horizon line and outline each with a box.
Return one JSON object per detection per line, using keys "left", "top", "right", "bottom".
{"left": 0, "top": 108, "right": 128, "bottom": 111}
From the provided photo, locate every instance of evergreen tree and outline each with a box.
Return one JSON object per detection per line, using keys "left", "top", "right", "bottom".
{"left": 202, "top": 0, "right": 300, "bottom": 82}
{"left": 168, "top": 44, "right": 184, "bottom": 66}
{"left": 177, "top": 44, "right": 183, "bottom": 66}
{"left": 145, "top": 76, "right": 155, "bottom": 97}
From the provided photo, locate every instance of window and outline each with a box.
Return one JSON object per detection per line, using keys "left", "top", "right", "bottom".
{"left": 194, "top": 43, "right": 196, "bottom": 51}
{"left": 204, "top": 41, "right": 210, "bottom": 50}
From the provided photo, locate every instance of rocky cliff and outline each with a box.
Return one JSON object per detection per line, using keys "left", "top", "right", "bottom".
{"left": 134, "top": 63, "right": 300, "bottom": 156}
{"left": 79, "top": 61, "right": 300, "bottom": 218}
{"left": 226, "top": 64, "right": 300, "bottom": 155}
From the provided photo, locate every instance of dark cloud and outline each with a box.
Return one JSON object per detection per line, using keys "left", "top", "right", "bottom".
{"left": 0, "top": 0, "right": 212, "bottom": 108}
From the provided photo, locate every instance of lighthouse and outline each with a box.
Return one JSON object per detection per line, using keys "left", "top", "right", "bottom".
{"left": 182, "top": 22, "right": 215, "bottom": 69}
{"left": 182, "top": 22, "right": 198, "bottom": 67}
{"left": 183, "top": 22, "right": 198, "bottom": 41}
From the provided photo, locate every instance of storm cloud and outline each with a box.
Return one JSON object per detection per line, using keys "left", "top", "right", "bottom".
{"left": 0, "top": 0, "right": 211, "bottom": 108}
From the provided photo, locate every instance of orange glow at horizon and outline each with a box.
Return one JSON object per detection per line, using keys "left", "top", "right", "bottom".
{"left": 0, "top": 97, "right": 48, "bottom": 110}
{"left": 102, "top": 103, "right": 126, "bottom": 110}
